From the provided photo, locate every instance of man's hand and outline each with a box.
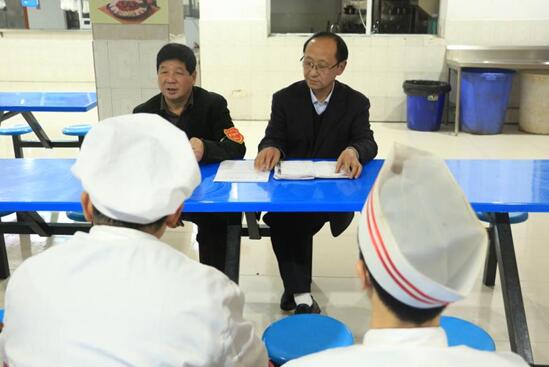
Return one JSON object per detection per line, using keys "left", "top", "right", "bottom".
{"left": 189, "top": 137, "right": 204, "bottom": 162}
{"left": 336, "top": 147, "right": 362, "bottom": 179}
{"left": 254, "top": 147, "right": 281, "bottom": 171}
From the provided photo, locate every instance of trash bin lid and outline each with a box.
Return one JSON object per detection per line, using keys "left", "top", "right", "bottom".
{"left": 403, "top": 80, "right": 451, "bottom": 96}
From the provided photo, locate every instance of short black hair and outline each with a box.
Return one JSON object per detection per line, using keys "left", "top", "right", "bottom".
{"left": 302, "top": 31, "right": 349, "bottom": 63}
{"left": 92, "top": 206, "right": 167, "bottom": 233}
{"left": 156, "top": 43, "right": 196, "bottom": 74}
{"left": 359, "top": 249, "right": 445, "bottom": 325}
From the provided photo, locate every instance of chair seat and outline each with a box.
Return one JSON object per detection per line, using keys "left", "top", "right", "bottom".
{"left": 441, "top": 315, "right": 495, "bottom": 351}
{"left": 262, "top": 314, "right": 354, "bottom": 365}
{"left": 62, "top": 124, "right": 92, "bottom": 136}
{"left": 66, "top": 211, "right": 88, "bottom": 222}
{"left": 0, "top": 125, "right": 32, "bottom": 136}
{"left": 476, "top": 211, "right": 529, "bottom": 224}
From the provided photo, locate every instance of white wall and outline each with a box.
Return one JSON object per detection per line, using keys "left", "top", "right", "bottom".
{"left": 0, "top": 30, "right": 95, "bottom": 84}
{"left": 200, "top": 0, "right": 549, "bottom": 122}
{"left": 444, "top": 0, "right": 549, "bottom": 45}
{"left": 200, "top": 0, "right": 446, "bottom": 121}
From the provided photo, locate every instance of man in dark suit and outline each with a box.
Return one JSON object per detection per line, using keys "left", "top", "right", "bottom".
{"left": 134, "top": 43, "right": 245, "bottom": 274}
{"left": 254, "top": 32, "right": 378, "bottom": 314}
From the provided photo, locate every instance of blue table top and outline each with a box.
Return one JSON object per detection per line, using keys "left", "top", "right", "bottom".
{"left": 1, "top": 159, "right": 549, "bottom": 213}
{"left": 0, "top": 92, "right": 97, "bottom": 112}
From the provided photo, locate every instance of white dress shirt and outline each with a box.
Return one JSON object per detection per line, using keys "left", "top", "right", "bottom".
{"left": 286, "top": 327, "right": 528, "bottom": 367}
{"left": 1, "top": 225, "right": 267, "bottom": 367}
{"left": 310, "top": 83, "right": 334, "bottom": 115}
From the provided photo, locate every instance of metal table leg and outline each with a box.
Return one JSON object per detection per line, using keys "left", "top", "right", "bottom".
{"left": 22, "top": 111, "right": 52, "bottom": 148}
{"left": 224, "top": 222, "right": 242, "bottom": 284}
{"left": 482, "top": 224, "right": 498, "bottom": 286}
{"left": 0, "top": 111, "right": 19, "bottom": 125}
{"left": 0, "top": 216, "right": 10, "bottom": 279}
{"left": 494, "top": 212, "right": 533, "bottom": 364}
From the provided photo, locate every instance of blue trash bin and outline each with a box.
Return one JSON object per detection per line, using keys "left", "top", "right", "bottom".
{"left": 403, "top": 80, "right": 451, "bottom": 131}
{"left": 460, "top": 68, "right": 515, "bottom": 135}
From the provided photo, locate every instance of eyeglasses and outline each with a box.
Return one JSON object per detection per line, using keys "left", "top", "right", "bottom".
{"left": 300, "top": 56, "right": 340, "bottom": 73}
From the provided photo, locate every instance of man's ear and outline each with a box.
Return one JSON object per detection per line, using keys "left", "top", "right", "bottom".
{"left": 165, "top": 204, "right": 183, "bottom": 228}
{"left": 356, "top": 259, "right": 372, "bottom": 290}
{"left": 336, "top": 60, "right": 347, "bottom": 76}
{"left": 191, "top": 71, "right": 197, "bottom": 85}
{"left": 81, "top": 192, "right": 94, "bottom": 222}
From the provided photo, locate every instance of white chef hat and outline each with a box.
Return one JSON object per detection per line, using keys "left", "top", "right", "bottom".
{"left": 358, "top": 144, "right": 487, "bottom": 309}
{"left": 72, "top": 113, "right": 201, "bottom": 224}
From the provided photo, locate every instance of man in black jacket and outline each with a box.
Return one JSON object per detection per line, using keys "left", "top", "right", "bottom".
{"left": 134, "top": 43, "right": 245, "bottom": 273}
{"left": 255, "top": 32, "right": 378, "bottom": 314}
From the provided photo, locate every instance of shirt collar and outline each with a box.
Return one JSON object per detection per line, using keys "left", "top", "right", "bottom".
{"left": 362, "top": 327, "right": 448, "bottom": 349}
{"left": 88, "top": 225, "right": 158, "bottom": 242}
{"left": 309, "top": 82, "right": 335, "bottom": 106}
{"left": 160, "top": 89, "right": 194, "bottom": 116}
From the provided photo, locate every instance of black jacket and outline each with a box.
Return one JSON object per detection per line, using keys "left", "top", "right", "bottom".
{"left": 133, "top": 87, "right": 245, "bottom": 163}
{"left": 258, "top": 80, "right": 377, "bottom": 163}
{"left": 259, "top": 80, "right": 378, "bottom": 236}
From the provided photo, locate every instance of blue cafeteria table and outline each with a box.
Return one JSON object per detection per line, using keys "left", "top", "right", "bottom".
{"left": 1, "top": 158, "right": 549, "bottom": 365}
{"left": 0, "top": 92, "right": 97, "bottom": 149}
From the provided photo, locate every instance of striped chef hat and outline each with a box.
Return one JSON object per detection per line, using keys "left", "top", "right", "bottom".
{"left": 358, "top": 144, "right": 487, "bottom": 308}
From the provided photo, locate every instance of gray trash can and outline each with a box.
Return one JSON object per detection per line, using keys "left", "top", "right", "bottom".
{"left": 519, "top": 71, "right": 549, "bottom": 134}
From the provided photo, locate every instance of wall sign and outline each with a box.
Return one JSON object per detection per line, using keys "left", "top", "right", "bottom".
{"left": 90, "top": 0, "right": 168, "bottom": 24}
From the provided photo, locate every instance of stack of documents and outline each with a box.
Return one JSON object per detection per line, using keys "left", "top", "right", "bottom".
{"left": 214, "top": 160, "right": 270, "bottom": 182}
{"left": 274, "top": 161, "right": 349, "bottom": 180}
{"left": 213, "top": 160, "right": 349, "bottom": 182}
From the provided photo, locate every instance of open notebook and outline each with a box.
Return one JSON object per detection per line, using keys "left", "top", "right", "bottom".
{"left": 274, "top": 161, "right": 349, "bottom": 180}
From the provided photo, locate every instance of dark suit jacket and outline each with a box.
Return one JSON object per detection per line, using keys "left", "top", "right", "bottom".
{"left": 259, "top": 80, "right": 378, "bottom": 236}
{"left": 133, "top": 86, "right": 245, "bottom": 163}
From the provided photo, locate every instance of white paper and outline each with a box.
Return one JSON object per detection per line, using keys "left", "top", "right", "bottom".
{"left": 214, "top": 160, "right": 270, "bottom": 182}
{"left": 312, "top": 161, "right": 349, "bottom": 178}
{"left": 274, "top": 160, "right": 349, "bottom": 180}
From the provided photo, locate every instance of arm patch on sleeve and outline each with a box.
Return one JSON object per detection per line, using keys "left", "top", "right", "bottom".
{"left": 223, "top": 127, "right": 244, "bottom": 144}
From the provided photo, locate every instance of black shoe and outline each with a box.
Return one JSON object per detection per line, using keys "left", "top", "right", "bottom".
{"left": 280, "top": 291, "right": 296, "bottom": 311}
{"left": 294, "top": 298, "right": 321, "bottom": 314}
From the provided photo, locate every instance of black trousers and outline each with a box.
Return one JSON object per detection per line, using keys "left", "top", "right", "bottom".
{"left": 182, "top": 212, "right": 242, "bottom": 272}
{"left": 263, "top": 212, "right": 330, "bottom": 294}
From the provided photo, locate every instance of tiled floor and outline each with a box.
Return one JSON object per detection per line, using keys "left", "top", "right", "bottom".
{"left": 1, "top": 91, "right": 549, "bottom": 364}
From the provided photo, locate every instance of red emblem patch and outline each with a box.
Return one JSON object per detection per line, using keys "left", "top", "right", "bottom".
{"left": 223, "top": 127, "right": 244, "bottom": 144}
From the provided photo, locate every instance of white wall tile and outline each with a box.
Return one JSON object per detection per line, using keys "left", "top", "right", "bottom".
{"left": 93, "top": 41, "right": 110, "bottom": 88}
{"left": 368, "top": 96, "right": 385, "bottom": 122}
{"left": 370, "top": 47, "right": 389, "bottom": 72}
{"left": 384, "top": 97, "right": 406, "bottom": 122}
{"left": 111, "top": 88, "right": 142, "bottom": 117}
{"left": 97, "top": 88, "right": 113, "bottom": 120}
{"left": 140, "top": 88, "right": 159, "bottom": 102}
{"left": 107, "top": 41, "right": 140, "bottom": 89}
{"left": 138, "top": 41, "right": 166, "bottom": 89}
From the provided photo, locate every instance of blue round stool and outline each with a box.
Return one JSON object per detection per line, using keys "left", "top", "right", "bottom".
{"left": 441, "top": 315, "right": 495, "bottom": 351}
{"left": 66, "top": 211, "right": 88, "bottom": 222}
{"left": 62, "top": 124, "right": 92, "bottom": 146}
{"left": 476, "top": 212, "right": 529, "bottom": 224}
{"left": 0, "top": 125, "right": 32, "bottom": 136}
{"left": 262, "top": 314, "right": 354, "bottom": 366}
{"left": 0, "top": 124, "right": 33, "bottom": 158}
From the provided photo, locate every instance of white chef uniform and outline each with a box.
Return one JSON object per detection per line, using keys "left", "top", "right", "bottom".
{"left": 1, "top": 114, "right": 268, "bottom": 367}
{"left": 286, "top": 327, "right": 528, "bottom": 367}
{"left": 286, "top": 144, "right": 528, "bottom": 367}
